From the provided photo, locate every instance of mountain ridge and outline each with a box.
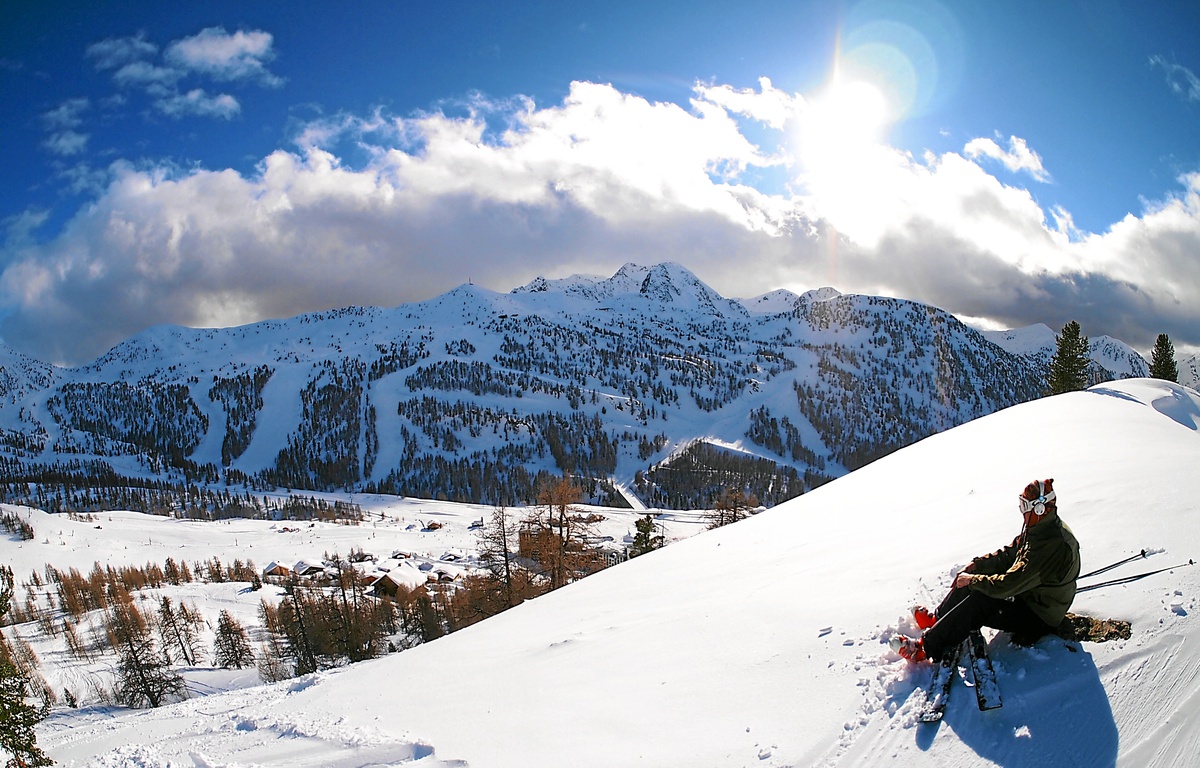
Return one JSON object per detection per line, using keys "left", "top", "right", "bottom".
{"left": 0, "top": 262, "right": 1168, "bottom": 510}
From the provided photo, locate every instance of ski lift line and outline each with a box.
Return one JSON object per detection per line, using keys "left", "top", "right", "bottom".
{"left": 1078, "top": 549, "right": 1151, "bottom": 580}
{"left": 1076, "top": 559, "right": 1194, "bottom": 593}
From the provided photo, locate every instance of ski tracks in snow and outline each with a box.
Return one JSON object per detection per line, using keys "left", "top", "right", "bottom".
{"left": 40, "top": 672, "right": 467, "bottom": 768}
{"left": 1104, "top": 629, "right": 1200, "bottom": 766}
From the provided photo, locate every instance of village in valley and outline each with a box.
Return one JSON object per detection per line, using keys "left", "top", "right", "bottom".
{"left": 0, "top": 489, "right": 713, "bottom": 719}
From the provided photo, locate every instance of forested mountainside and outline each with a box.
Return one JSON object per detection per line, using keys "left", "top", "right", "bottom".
{"left": 0, "top": 263, "right": 1147, "bottom": 511}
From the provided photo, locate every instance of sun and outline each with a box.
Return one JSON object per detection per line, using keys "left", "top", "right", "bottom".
{"left": 792, "top": 75, "right": 906, "bottom": 248}
{"left": 798, "top": 78, "right": 892, "bottom": 171}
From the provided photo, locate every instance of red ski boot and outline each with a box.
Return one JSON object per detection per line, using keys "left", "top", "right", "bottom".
{"left": 889, "top": 635, "right": 927, "bottom": 663}
{"left": 912, "top": 605, "right": 936, "bottom": 631}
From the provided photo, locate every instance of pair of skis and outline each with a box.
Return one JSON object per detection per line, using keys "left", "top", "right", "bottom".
{"left": 919, "top": 630, "right": 1001, "bottom": 723}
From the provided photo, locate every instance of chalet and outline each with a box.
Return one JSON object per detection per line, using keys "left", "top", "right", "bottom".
{"left": 369, "top": 571, "right": 406, "bottom": 597}
{"left": 263, "top": 562, "right": 291, "bottom": 577}
{"left": 292, "top": 559, "right": 326, "bottom": 577}
{"left": 431, "top": 569, "right": 460, "bottom": 584}
{"left": 369, "top": 563, "right": 427, "bottom": 596}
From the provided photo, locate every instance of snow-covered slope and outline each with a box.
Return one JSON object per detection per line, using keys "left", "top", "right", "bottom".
{"left": 982, "top": 323, "right": 1057, "bottom": 358}
{"left": 1089, "top": 335, "right": 1150, "bottom": 379}
{"left": 30, "top": 378, "right": 1200, "bottom": 767}
{"left": 1180, "top": 352, "right": 1200, "bottom": 391}
{"left": 0, "top": 341, "right": 59, "bottom": 405}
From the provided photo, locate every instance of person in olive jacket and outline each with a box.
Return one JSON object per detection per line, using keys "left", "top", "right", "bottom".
{"left": 890, "top": 478, "right": 1081, "bottom": 663}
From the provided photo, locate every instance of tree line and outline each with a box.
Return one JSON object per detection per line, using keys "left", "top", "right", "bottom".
{"left": 0, "top": 466, "right": 363, "bottom": 523}
{"left": 633, "top": 440, "right": 816, "bottom": 510}
{"left": 2, "top": 554, "right": 262, "bottom": 725}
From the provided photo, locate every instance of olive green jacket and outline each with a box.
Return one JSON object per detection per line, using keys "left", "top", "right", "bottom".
{"left": 966, "top": 510, "right": 1081, "bottom": 627}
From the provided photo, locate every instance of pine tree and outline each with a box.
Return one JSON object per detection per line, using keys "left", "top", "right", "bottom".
{"left": 106, "top": 593, "right": 187, "bottom": 708}
{"left": 477, "top": 507, "right": 521, "bottom": 608}
{"left": 0, "top": 655, "right": 53, "bottom": 768}
{"left": 255, "top": 599, "right": 292, "bottom": 682}
{"left": 629, "top": 514, "right": 665, "bottom": 557}
{"left": 1149, "top": 333, "right": 1179, "bottom": 382}
{"left": 325, "top": 556, "right": 382, "bottom": 663}
{"left": 274, "top": 580, "right": 319, "bottom": 675}
{"left": 213, "top": 610, "right": 255, "bottom": 669}
{"left": 414, "top": 591, "right": 445, "bottom": 643}
{"left": 0, "top": 567, "right": 11, "bottom": 625}
{"left": 175, "top": 602, "right": 206, "bottom": 665}
{"left": 0, "top": 567, "right": 52, "bottom": 768}
{"left": 1046, "top": 320, "right": 1091, "bottom": 395}
{"left": 705, "top": 488, "right": 758, "bottom": 529}
{"left": 157, "top": 597, "right": 201, "bottom": 666}
{"left": 62, "top": 620, "right": 91, "bottom": 661}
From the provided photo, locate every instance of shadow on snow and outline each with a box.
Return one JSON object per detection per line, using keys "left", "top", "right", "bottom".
{"left": 918, "top": 634, "right": 1117, "bottom": 767}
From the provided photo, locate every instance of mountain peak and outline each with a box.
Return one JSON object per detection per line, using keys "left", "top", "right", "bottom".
{"left": 511, "top": 270, "right": 615, "bottom": 300}
{"left": 741, "top": 289, "right": 801, "bottom": 314}
{"left": 510, "top": 262, "right": 744, "bottom": 317}
{"left": 801, "top": 287, "right": 842, "bottom": 303}
{"left": 633, "top": 262, "right": 746, "bottom": 317}
{"left": 517, "top": 276, "right": 553, "bottom": 293}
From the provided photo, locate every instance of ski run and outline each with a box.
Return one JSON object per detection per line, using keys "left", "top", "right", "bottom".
{"left": 2, "top": 377, "right": 1199, "bottom": 767}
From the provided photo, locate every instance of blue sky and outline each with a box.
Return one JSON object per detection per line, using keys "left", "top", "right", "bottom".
{"left": 2, "top": 0, "right": 1199, "bottom": 365}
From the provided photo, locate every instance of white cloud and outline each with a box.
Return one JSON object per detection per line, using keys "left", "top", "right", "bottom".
{"left": 165, "top": 27, "right": 282, "bottom": 86}
{"left": 83, "top": 27, "right": 281, "bottom": 128}
{"left": 694, "top": 77, "right": 800, "bottom": 130}
{"left": 42, "top": 130, "right": 89, "bottom": 156}
{"left": 55, "top": 163, "right": 110, "bottom": 198}
{"left": 963, "top": 135, "right": 1050, "bottom": 182}
{"left": 3, "top": 79, "right": 1199, "bottom": 365}
{"left": 382, "top": 81, "right": 784, "bottom": 228}
{"left": 86, "top": 33, "right": 158, "bottom": 70}
{"left": 112, "top": 60, "right": 184, "bottom": 90}
{"left": 156, "top": 89, "right": 241, "bottom": 119}
{"left": 40, "top": 99, "right": 90, "bottom": 156}
{"left": 1, "top": 209, "right": 50, "bottom": 250}
{"left": 1077, "top": 172, "right": 1200, "bottom": 299}
{"left": 42, "top": 98, "right": 89, "bottom": 129}
{"left": 1150, "top": 55, "right": 1200, "bottom": 103}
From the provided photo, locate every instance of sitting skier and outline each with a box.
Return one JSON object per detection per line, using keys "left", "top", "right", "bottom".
{"left": 890, "top": 478, "right": 1081, "bottom": 663}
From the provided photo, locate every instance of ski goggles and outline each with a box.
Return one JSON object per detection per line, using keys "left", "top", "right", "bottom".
{"left": 1018, "top": 490, "right": 1056, "bottom": 516}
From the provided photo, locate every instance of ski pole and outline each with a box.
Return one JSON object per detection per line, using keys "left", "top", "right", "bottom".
{"left": 1078, "top": 549, "right": 1149, "bottom": 580}
{"left": 1077, "top": 559, "right": 1194, "bottom": 593}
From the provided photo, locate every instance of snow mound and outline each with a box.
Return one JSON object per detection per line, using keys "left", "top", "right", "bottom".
{"left": 1090, "top": 378, "right": 1200, "bottom": 431}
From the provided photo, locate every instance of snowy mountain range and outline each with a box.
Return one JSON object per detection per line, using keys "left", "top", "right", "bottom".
{"left": 0, "top": 262, "right": 1171, "bottom": 510}
{"left": 14, "top": 376, "right": 1200, "bottom": 767}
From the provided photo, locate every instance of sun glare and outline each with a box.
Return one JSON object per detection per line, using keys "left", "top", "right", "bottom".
{"left": 799, "top": 79, "right": 891, "bottom": 169}
{"left": 793, "top": 75, "right": 906, "bottom": 248}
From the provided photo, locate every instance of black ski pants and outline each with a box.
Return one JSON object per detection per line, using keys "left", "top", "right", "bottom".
{"left": 921, "top": 584, "right": 1054, "bottom": 662}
